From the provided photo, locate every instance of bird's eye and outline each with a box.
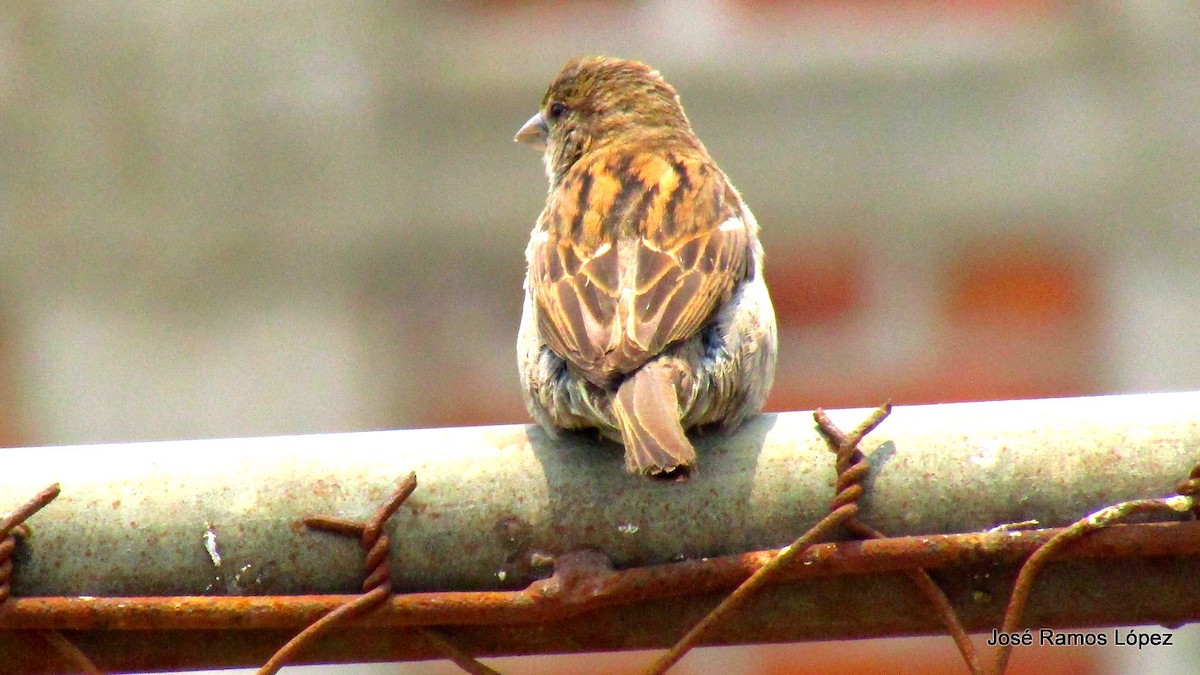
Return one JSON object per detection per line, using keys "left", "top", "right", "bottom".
{"left": 548, "top": 101, "right": 567, "bottom": 121}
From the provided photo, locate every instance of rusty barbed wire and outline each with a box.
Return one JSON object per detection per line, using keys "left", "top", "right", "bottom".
{"left": 815, "top": 404, "right": 982, "bottom": 675}
{"left": 0, "top": 484, "right": 100, "bottom": 675}
{"left": 641, "top": 403, "right": 959, "bottom": 675}
{"left": 259, "top": 472, "right": 419, "bottom": 675}
{"left": 0, "top": 484, "right": 60, "bottom": 605}
{"left": 990, "top": 460, "right": 1200, "bottom": 675}
{"left": 1, "top": 519, "right": 1194, "bottom": 632}
{"left": 0, "top": 524, "right": 28, "bottom": 607}
{"left": 419, "top": 628, "right": 504, "bottom": 675}
{"left": 32, "top": 630, "right": 102, "bottom": 675}
{"left": 258, "top": 472, "right": 499, "bottom": 675}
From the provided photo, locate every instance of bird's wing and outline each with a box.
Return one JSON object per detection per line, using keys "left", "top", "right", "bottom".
{"left": 529, "top": 150, "right": 749, "bottom": 386}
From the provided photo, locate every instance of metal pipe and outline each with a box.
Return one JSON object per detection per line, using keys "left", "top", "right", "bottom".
{"left": 1, "top": 392, "right": 1196, "bottom": 596}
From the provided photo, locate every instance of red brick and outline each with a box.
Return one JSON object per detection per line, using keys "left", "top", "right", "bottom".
{"left": 765, "top": 238, "right": 863, "bottom": 328}
{"left": 945, "top": 239, "right": 1092, "bottom": 326}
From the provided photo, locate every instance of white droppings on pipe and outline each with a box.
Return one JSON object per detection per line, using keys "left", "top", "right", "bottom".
{"left": 203, "top": 522, "right": 222, "bottom": 568}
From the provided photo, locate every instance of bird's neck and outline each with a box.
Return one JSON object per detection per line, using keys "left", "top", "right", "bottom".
{"left": 548, "top": 129, "right": 705, "bottom": 191}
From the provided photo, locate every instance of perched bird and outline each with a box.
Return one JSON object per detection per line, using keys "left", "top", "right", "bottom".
{"left": 515, "top": 56, "right": 777, "bottom": 479}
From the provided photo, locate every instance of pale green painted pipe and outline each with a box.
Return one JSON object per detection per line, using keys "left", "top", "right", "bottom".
{"left": 0, "top": 391, "right": 1196, "bottom": 597}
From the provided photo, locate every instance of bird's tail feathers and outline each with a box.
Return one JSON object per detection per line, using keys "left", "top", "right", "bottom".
{"left": 612, "top": 365, "right": 696, "bottom": 480}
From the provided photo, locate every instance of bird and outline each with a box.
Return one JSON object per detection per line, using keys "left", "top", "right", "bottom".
{"left": 514, "top": 56, "right": 777, "bottom": 479}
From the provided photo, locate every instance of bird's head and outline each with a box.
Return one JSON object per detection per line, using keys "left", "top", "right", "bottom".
{"left": 515, "top": 56, "right": 696, "bottom": 187}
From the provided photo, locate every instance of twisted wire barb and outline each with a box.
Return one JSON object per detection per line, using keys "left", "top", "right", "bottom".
{"left": 0, "top": 523, "right": 29, "bottom": 606}
{"left": 258, "top": 473, "right": 499, "bottom": 675}
{"left": 260, "top": 473, "right": 415, "bottom": 674}
{"left": 0, "top": 483, "right": 61, "bottom": 604}
{"left": 644, "top": 404, "right": 897, "bottom": 675}
{"left": 0, "top": 484, "right": 98, "bottom": 673}
{"left": 815, "top": 405, "right": 982, "bottom": 675}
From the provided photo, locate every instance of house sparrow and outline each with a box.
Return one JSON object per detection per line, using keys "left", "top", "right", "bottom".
{"left": 515, "top": 56, "right": 777, "bottom": 479}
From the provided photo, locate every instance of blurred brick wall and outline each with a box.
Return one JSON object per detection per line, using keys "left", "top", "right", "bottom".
{"left": 763, "top": 233, "right": 1097, "bottom": 413}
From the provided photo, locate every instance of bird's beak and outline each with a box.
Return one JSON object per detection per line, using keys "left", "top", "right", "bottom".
{"left": 514, "top": 112, "right": 548, "bottom": 151}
